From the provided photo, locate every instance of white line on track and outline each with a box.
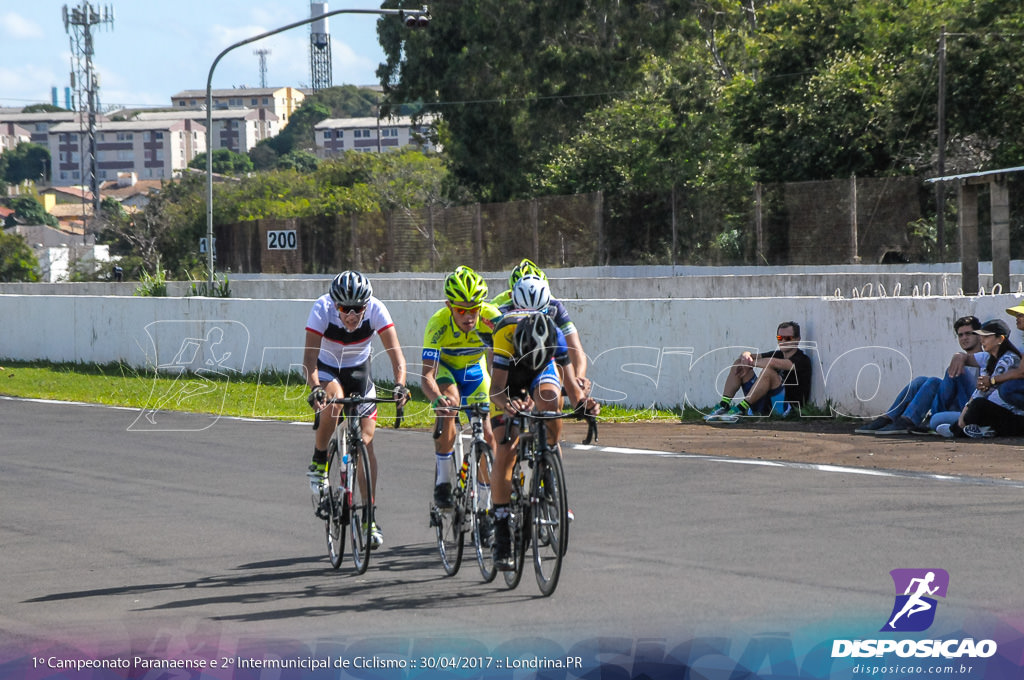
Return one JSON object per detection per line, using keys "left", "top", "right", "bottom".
{"left": 7, "top": 395, "right": 1024, "bottom": 489}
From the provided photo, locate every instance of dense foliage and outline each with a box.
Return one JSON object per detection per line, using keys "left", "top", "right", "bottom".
{"left": 0, "top": 230, "right": 40, "bottom": 282}
{"left": 376, "top": 0, "right": 1024, "bottom": 261}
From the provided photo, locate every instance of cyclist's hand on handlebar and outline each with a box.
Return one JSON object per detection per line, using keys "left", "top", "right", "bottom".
{"left": 308, "top": 386, "right": 326, "bottom": 410}
{"left": 508, "top": 396, "right": 532, "bottom": 415}
{"left": 576, "top": 375, "right": 592, "bottom": 394}
{"left": 431, "top": 394, "right": 456, "bottom": 415}
{"left": 574, "top": 397, "right": 600, "bottom": 418}
{"left": 394, "top": 384, "right": 411, "bottom": 406}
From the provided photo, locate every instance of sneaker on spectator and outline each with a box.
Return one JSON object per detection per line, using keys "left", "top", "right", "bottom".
{"left": 703, "top": 405, "right": 730, "bottom": 422}
{"left": 854, "top": 416, "right": 891, "bottom": 434}
{"left": 936, "top": 423, "right": 954, "bottom": 438}
{"left": 963, "top": 424, "right": 995, "bottom": 439}
{"left": 716, "top": 405, "right": 744, "bottom": 424}
{"left": 875, "top": 416, "right": 916, "bottom": 436}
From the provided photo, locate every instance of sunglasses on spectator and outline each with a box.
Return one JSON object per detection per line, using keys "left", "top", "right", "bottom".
{"left": 338, "top": 304, "right": 365, "bottom": 314}
{"left": 777, "top": 334, "right": 796, "bottom": 342}
{"left": 451, "top": 304, "right": 481, "bottom": 316}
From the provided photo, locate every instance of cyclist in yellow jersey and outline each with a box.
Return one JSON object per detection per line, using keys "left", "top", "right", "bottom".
{"left": 492, "top": 258, "right": 591, "bottom": 393}
{"left": 421, "top": 266, "right": 501, "bottom": 512}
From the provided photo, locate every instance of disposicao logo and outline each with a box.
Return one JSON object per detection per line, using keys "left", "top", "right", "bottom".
{"left": 882, "top": 568, "right": 948, "bottom": 632}
{"left": 831, "top": 569, "right": 998, "bottom": 659}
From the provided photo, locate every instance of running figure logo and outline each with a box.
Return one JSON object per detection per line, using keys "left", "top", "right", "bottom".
{"left": 881, "top": 568, "right": 949, "bottom": 632}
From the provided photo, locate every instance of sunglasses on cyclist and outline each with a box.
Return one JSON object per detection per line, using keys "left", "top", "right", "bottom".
{"left": 338, "top": 304, "right": 366, "bottom": 315}
{"left": 777, "top": 334, "right": 796, "bottom": 342}
{"left": 451, "top": 304, "right": 481, "bottom": 316}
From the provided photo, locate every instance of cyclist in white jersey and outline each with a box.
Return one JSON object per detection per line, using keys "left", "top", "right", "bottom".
{"left": 303, "top": 270, "right": 410, "bottom": 549}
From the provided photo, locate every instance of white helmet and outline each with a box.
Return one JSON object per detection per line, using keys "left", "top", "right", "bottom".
{"left": 511, "top": 274, "right": 551, "bottom": 311}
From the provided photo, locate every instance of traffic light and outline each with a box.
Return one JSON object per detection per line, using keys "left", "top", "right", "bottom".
{"left": 401, "top": 9, "right": 430, "bottom": 28}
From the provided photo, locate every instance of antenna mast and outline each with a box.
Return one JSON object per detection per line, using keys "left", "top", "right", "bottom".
{"left": 310, "top": 2, "right": 333, "bottom": 91}
{"left": 63, "top": 1, "right": 114, "bottom": 224}
{"left": 254, "top": 48, "right": 271, "bottom": 88}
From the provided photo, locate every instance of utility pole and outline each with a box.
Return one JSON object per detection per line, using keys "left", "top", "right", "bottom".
{"left": 63, "top": 1, "right": 114, "bottom": 227}
{"left": 254, "top": 48, "right": 271, "bottom": 88}
{"left": 936, "top": 26, "right": 947, "bottom": 259}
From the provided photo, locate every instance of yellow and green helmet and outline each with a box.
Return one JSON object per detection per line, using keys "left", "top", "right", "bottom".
{"left": 508, "top": 258, "right": 547, "bottom": 289}
{"left": 444, "top": 265, "right": 489, "bottom": 305}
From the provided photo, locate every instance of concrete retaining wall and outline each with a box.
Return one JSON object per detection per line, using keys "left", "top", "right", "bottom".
{"left": 3, "top": 291, "right": 1021, "bottom": 417}
{"left": 3, "top": 261, "right": 1024, "bottom": 300}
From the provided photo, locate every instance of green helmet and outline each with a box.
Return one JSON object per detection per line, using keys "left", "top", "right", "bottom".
{"left": 444, "top": 266, "right": 488, "bottom": 305}
{"left": 508, "top": 258, "right": 547, "bottom": 289}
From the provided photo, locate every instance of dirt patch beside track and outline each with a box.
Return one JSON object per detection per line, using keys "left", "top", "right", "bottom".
{"left": 562, "top": 419, "right": 1024, "bottom": 483}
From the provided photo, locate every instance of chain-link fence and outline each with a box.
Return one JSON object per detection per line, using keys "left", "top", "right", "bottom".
{"left": 213, "top": 174, "right": 1024, "bottom": 273}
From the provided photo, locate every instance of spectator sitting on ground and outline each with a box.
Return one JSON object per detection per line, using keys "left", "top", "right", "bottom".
{"left": 985, "top": 303, "right": 1024, "bottom": 410}
{"left": 938, "top": 319, "right": 1024, "bottom": 438}
{"left": 855, "top": 315, "right": 983, "bottom": 435}
{"left": 704, "top": 321, "right": 812, "bottom": 423}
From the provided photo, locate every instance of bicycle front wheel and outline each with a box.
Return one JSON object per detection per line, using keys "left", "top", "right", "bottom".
{"left": 435, "top": 450, "right": 464, "bottom": 576}
{"left": 325, "top": 438, "right": 346, "bottom": 569}
{"left": 503, "top": 463, "right": 527, "bottom": 589}
{"left": 348, "top": 438, "right": 374, "bottom": 574}
{"left": 532, "top": 450, "right": 568, "bottom": 596}
{"left": 470, "top": 441, "right": 496, "bottom": 583}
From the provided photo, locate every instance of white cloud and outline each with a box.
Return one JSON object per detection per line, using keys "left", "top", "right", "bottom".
{"left": 0, "top": 12, "right": 44, "bottom": 40}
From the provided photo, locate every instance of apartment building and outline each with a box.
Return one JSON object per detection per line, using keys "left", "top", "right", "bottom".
{"left": 1, "top": 122, "right": 31, "bottom": 153}
{"left": 314, "top": 115, "right": 438, "bottom": 158}
{"left": 133, "top": 108, "right": 279, "bottom": 154}
{"left": 47, "top": 119, "right": 206, "bottom": 185}
{"left": 170, "top": 87, "right": 304, "bottom": 127}
{"left": 0, "top": 111, "right": 98, "bottom": 146}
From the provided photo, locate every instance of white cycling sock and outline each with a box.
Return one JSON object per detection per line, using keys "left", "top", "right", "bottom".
{"left": 435, "top": 452, "right": 453, "bottom": 484}
{"left": 478, "top": 481, "right": 491, "bottom": 509}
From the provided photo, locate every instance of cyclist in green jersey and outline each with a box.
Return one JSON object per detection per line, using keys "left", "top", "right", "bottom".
{"left": 421, "top": 266, "right": 501, "bottom": 511}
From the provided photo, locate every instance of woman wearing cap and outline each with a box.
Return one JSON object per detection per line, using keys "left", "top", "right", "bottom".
{"left": 938, "top": 319, "right": 1024, "bottom": 438}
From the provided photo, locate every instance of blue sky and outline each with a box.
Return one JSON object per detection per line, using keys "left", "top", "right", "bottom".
{"left": 0, "top": 1, "right": 393, "bottom": 110}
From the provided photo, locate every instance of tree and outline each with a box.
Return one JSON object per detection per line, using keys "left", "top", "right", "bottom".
{"left": 1, "top": 143, "right": 51, "bottom": 185}
{"left": 4, "top": 196, "right": 58, "bottom": 227}
{"left": 379, "top": 0, "right": 689, "bottom": 201}
{"left": 22, "top": 103, "right": 66, "bottom": 113}
{"left": 0, "top": 230, "right": 39, "bottom": 282}
{"left": 189, "top": 149, "right": 254, "bottom": 175}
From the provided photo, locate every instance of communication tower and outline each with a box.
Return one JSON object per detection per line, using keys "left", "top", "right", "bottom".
{"left": 254, "top": 48, "right": 271, "bottom": 88}
{"left": 63, "top": 1, "right": 114, "bottom": 222}
{"left": 310, "top": 2, "right": 332, "bottom": 91}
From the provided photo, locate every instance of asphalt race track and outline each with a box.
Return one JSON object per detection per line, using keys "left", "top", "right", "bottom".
{"left": 4, "top": 398, "right": 1024, "bottom": 670}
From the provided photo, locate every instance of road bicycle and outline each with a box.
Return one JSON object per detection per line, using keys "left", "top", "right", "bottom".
{"left": 313, "top": 394, "right": 402, "bottom": 574}
{"left": 429, "top": 402, "right": 497, "bottom": 582}
{"left": 500, "top": 409, "right": 597, "bottom": 596}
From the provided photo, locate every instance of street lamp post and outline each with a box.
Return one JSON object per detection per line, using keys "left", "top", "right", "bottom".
{"left": 204, "top": 6, "right": 430, "bottom": 286}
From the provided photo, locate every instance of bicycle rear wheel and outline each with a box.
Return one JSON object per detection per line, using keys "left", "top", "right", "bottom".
{"left": 434, "top": 450, "right": 464, "bottom": 576}
{"left": 348, "top": 438, "right": 373, "bottom": 574}
{"left": 532, "top": 450, "right": 568, "bottom": 596}
{"left": 325, "top": 438, "right": 346, "bottom": 569}
{"left": 470, "top": 441, "right": 496, "bottom": 583}
{"left": 503, "top": 462, "right": 527, "bottom": 589}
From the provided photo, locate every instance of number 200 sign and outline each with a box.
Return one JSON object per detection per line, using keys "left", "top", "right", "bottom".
{"left": 267, "top": 230, "right": 297, "bottom": 250}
